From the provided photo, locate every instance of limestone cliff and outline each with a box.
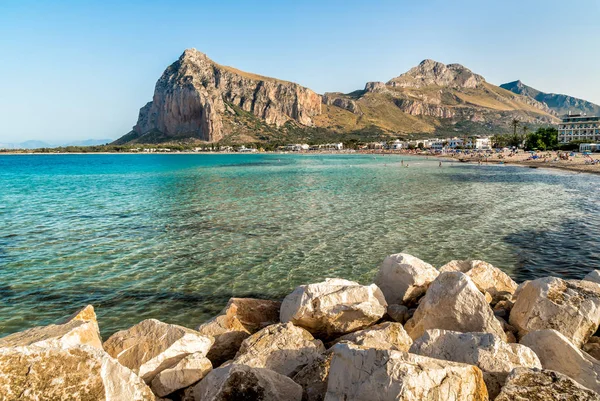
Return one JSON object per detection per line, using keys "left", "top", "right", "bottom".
{"left": 129, "top": 49, "right": 322, "bottom": 142}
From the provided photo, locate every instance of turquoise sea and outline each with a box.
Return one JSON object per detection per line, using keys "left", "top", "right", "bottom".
{"left": 1, "top": 154, "right": 599, "bottom": 338}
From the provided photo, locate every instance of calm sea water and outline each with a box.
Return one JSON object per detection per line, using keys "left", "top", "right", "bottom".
{"left": 1, "top": 154, "right": 599, "bottom": 338}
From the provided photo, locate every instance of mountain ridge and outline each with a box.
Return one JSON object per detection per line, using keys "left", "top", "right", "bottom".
{"left": 116, "top": 50, "right": 569, "bottom": 145}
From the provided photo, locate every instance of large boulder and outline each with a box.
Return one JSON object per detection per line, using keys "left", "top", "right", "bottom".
{"left": 410, "top": 329, "right": 541, "bottom": 398}
{"left": 0, "top": 305, "right": 102, "bottom": 350}
{"left": 292, "top": 351, "right": 334, "bottom": 401}
{"left": 324, "top": 343, "right": 488, "bottom": 401}
{"left": 150, "top": 352, "right": 212, "bottom": 397}
{"left": 233, "top": 322, "right": 325, "bottom": 377}
{"left": 509, "top": 277, "right": 600, "bottom": 347}
{"left": 197, "top": 298, "right": 281, "bottom": 367}
{"left": 280, "top": 278, "right": 387, "bottom": 338}
{"left": 495, "top": 367, "right": 600, "bottom": 401}
{"left": 103, "top": 319, "right": 213, "bottom": 383}
{"left": 374, "top": 253, "right": 439, "bottom": 305}
{"left": 520, "top": 329, "right": 600, "bottom": 393}
{"left": 584, "top": 270, "right": 600, "bottom": 285}
{"left": 192, "top": 363, "right": 302, "bottom": 401}
{"left": 332, "top": 322, "right": 412, "bottom": 351}
{"left": 404, "top": 272, "right": 506, "bottom": 340}
{"left": 439, "top": 260, "right": 517, "bottom": 303}
{"left": 0, "top": 345, "right": 156, "bottom": 400}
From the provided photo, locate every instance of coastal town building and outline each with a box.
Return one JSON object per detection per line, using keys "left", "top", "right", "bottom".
{"left": 558, "top": 113, "right": 600, "bottom": 144}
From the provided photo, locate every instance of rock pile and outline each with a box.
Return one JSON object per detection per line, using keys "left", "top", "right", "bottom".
{"left": 2, "top": 257, "right": 600, "bottom": 400}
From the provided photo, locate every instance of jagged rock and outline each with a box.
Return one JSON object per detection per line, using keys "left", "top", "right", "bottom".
{"left": 324, "top": 342, "right": 488, "bottom": 401}
{"left": 386, "top": 304, "right": 409, "bottom": 324}
{"left": 322, "top": 93, "right": 360, "bottom": 114}
{"left": 374, "top": 253, "right": 439, "bottom": 306}
{"left": 439, "top": 260, "right": 518, "bottom": 303}
{"left": 0, "top": 305, "right": 102, "bottom": 350}
{"left": 404, "top": 272, "right": 506, "bottom": 340}
{"left": 387, "top": 59, "right": 486, "bottom": 89}
{"left": 292, "top": 351, "right": 333, "bottom": 401}
{"left": 280, "top": 278, "right": 387, "bottom": 338}
{"left": 410, "top": 329, "right": 541, "bottom": 398}
{"left": 197, "top": 298, "right": 281, "bottom": 367}
{"left": 585, "top": 339, "right": 600, "bottom": 360}
{"left": 520, "top": 329, "right": 600, "bottom": 393}
{"left": 585, "top": 270, "right": 600, "bottom": 285}
{"left": 129, "top": 49, "right": 322, "bottom": 142}
{"left": 509, "top": 277, "right": 600, "bottom": 347}
{"left": 103, "top": 319, "right": 213, "bottom": 383}
{"left": 331, "top": 322, "right": 412, "bottom": 351}
{"left": 232, "top": 322, "right": 325, "bottom": 377}
{"left": 0, "top": 345, "right": 156, "bottom": 400}
{"left": 150, "top": 352, "right": 212, "bottom": 397}
{"left": 363, "top": 81, "right": 387, "bottom": 93}
{"left": 495, "top": 367, "right": 600, "bottom": 401}
{"left": 192, "top": 364, "right": 302, "bottom": 401}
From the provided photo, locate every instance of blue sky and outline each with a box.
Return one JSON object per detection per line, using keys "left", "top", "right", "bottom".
{"left": 1, "top": 0, "right": 599, "bottom": 142}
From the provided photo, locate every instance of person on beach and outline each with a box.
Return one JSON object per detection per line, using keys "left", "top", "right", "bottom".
{"left": 439, "top": 162, "right": 442, "bottom": 167}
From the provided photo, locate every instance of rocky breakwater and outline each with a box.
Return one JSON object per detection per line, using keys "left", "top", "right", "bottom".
{"left": 4, "top": 255, "right": 600, "bottom": 400}
{"left": 130, "top": 49, "right": 322, "bottom": 142}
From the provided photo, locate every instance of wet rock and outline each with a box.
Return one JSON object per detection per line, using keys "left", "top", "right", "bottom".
{"left": 439, "top": 260, "right": 518, "bottom": 303}
{"left": 0, "top": 305, "right": 102, "bottom": 350}
{"left": 103, "top": 319, "right": 213, "bottom": 383}
{"left": 233, "top": 322, "right": 325, "bottom": 377}
{"left": 495, "top": 367, "right": 600, "bottom": 401}
{"left": 0, "top": 345, "right": 156, "bottom": 400}
{"left": 374, "top": 253, "right": 439, "bottom": 306}
{"left": 280, "top": 278, "right": 386, "bottom": 338}
{"left": 410, "top": 329, "right": 541, "bottom": 398}
{"left": 197, "top": 298, "right": 281, "bottom": 367}
{"left": 150, "top": 352, "right": 212, "bottom": 397}
{"left": 509, "top": 277, "right": 600, "bottom": 347}
{"left": 404, "top": 272, "right": 506, "bottom": 340}
{"left": 324, "top": 342, "right": 488, "bottom": 401}
{"left": 521, "top": 329, "right": 600, "bottom": 393}
{"left": 192, "top": 363, "right": 302, "bottom": 401}
{"left": 331, "top": 322, "right": 412, "bottom": 351}
{"left": 292, "top": 351, "right": 333, "bottom": 401}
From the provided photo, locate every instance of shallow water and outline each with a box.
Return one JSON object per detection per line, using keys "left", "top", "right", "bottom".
{"left": 1, "top": 153, "right": 599, "bottom": 338}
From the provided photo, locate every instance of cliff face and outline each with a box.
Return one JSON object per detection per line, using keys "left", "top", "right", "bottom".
{"left": 501, "top": 80, "right": 600, "bottom": 117}
{"left": 387, "top": 59, "right": 485, "bottom": 89}
{"left": 131, "top": 49, "right": 322, "bottom": 142}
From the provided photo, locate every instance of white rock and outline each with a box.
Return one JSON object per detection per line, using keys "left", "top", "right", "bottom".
{"left": 521, "top": 329, "right": 600, "bottom": 393}
{"left": 0, "top": 305, "right": 102, "bottom": 350}
{"left": 233, "top": 322, "right": 325, "bottom": 377}
{"left": 404, "top": 272, "right": 507, "bottom": 341}
{"left": 193, "top": 363, "right": 302, "bottom": 401}
{"left": 324, "top": 342, "right": 488, "bottom": 401}
{"left": 103, "top": 319, "right": 213, "bottom": 383}
{"left": 374, "top": 253, "right": 439, "bottom": 305}
{"left": 292, "top": 351, "right": 334, "bottom": 401}
{"left": 584, "top": 270, "right": 600, "bottom": 285}
{"left": 439, "top": 260, "right": 517, "bottom": 303}
{"left": 197, "top": 298, "right": 281, "bottom": 367}
{"left": 495, "top": 367, "right": 600, "bottom": 401}
{"left": 332, "top": 322, "right": 412, "bottom": 351}
{"left": 280, "top": 278, "right": 387, "bottom": 338}
{"left": 509, "top": 277, "right": 600, "bottom": 347}
{"left": 150, "top": 352, "right": 212, "bottom": 397}
{"left": 410, "top": 329, "right": 541, "bottom": 397}
{"left": 0, "top": 345, "right": 156, "bottom": 400}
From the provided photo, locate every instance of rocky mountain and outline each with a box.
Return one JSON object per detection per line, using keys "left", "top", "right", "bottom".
{"left": 116, "top": 53, "right": 561, "bottom": 145}
{"left": 500, "top": 80, "right": 600, "bottom": 117}
{"left": 117, "top": 49, "right": 321, "bottom": 144}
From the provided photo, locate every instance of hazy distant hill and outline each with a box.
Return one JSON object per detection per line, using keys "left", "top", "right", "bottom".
{"left": 500, "top": 80, "right": 600, "bottom": 117}
{"left": 115, "top": 50, "right": 560, "bottom": 145}
{"left": 0, "top": 139, "right": 112, "bottom": 149}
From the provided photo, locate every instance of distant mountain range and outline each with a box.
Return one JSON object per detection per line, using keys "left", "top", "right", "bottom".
{"left": 500, "top": 80, "right": 600, "bottom": 117}
{"left": 116, "top": 50, "right": 563, "bottom": 145}
{"left": 0, "top": 139, "right": 113, "bottom": 149}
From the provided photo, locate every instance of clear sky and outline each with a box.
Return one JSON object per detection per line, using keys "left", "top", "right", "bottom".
{"left": 1, "top": 0, "right": 599, "bottom": 143}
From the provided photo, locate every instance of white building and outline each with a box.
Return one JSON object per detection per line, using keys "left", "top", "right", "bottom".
{"left": 558, "top": 113, "right": 600, "bottom": 144}
{"left": 390, "top": 139, "right": 407, "bottom": 150}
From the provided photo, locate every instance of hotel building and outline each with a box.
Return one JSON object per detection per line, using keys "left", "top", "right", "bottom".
{"left": 558, "top": 113, "right": 600, "bottom": 144}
